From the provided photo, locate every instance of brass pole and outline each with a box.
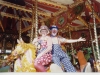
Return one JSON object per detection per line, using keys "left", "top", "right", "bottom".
{"left": 0, "top": 13, "right": 4, "bottom": 32}
{"left": 30, "top": 5, "right": 35, "bottom": 43}
{"left": 35, "top": 0, "right": 38, "bottom": 38}
{"left": 91, "top": 0, "right": 100, "bottom": 60}
{"left": 19, "top": 18, "right": 21, "bottom": 40}
{"left": 30, "top": 0, "right": 38, "bottom": 43}
{"left": 0, "top": 21, "right": 4, "bottom": 32}
{"left": 88, "top": 24, "right": 96, "bottom": 61}
{"left": 68, "top": 26, "right": 75, "bottom": 65}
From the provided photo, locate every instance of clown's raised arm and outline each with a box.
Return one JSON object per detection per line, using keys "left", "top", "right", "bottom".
{"left": 59, "top": 37, "right": 86, "bottom": 43}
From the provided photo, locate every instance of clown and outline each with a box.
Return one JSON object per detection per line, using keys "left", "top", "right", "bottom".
{"left": 50, "top": 25, "right": 86, "bottom": 72}
{"left": 32, "top": 25, "right": 52, "bottom": 72}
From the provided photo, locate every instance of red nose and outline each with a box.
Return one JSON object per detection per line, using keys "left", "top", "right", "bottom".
{"left": 52, "top": 30, "right": 57, "bottom": 33}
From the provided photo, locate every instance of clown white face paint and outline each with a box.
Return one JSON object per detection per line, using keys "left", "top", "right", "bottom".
{"left": 51, "top": 28, "right": 58, "bottom": 37}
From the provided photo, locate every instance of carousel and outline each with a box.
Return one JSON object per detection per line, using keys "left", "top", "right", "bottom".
{"left": 0, "top": 0, "right": 100, "bottom": 72}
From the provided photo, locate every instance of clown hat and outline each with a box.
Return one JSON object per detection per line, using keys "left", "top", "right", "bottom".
{"left": 38, "top": 25, "right": 50, "bottom": 35}
{"left": 50, "top": 25, "right": 58, "bottom": 30}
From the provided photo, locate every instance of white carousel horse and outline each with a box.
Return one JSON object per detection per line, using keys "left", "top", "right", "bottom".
{"left": 8, "top": 38, "right": 36, "bottom": 72}
{"left": 83, "top": 62, "right": 92, "bottom": 72}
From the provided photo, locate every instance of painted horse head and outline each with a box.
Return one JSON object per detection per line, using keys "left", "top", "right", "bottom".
{"left": 6, "top": 38, "right": 37, "bottom": 72}
{"left": 13, "top": 38, "right": 36, "bottom": 56}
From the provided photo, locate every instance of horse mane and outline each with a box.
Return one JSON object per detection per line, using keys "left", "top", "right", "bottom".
{"left": 16, "top": 43, "right": 36, "bottom": 53}
{"left": 6, "top": 43, "right": 36, "bottom": 63}
{"left": 14, "top": 43, "right": 37, "bottom": 72}
{"left": 16, "top": 43, "right": 37, "bottom": 59}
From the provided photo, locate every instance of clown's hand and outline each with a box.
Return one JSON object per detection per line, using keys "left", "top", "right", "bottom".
{"left": 78, "top": 37, "right": 86, "bottom": 42}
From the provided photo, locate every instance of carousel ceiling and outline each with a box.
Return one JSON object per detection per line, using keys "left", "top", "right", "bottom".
{"left": 0, "top": 0, "right": 100, "bottom": 36}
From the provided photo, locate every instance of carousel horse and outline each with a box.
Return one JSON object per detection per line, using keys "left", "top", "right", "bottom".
{"left": 82, "top": 60, "right": 100, "bottom": 72}
{"left": 7, "top": 38, "right": 36, "bottom": 72}
{"left": 94, "top": 60, "right": 100, "bottom": 72}
{"left": 5, "top": 38, "right": 63, "bottom": 72}
{"left": 83, "top": 62, "right": 92, "bottom": 72}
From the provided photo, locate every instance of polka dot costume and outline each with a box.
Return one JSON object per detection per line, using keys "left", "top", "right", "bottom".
{"left": 35, "top": 39, "right": 52, "bottom": 66}
{"left": 35, "top": 53, "right": 52, "bottom": 65}
{"left": 52, "top": 44, "right": 76, "bottom": 72}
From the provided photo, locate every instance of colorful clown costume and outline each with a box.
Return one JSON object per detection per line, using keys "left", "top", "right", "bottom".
{"left": 52, "top": 43, "right": 76, "bottom": 72}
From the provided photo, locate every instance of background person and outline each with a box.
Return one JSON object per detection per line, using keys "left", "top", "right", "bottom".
{"left": 72, "top": 48, "right": 87, "bottom": 72}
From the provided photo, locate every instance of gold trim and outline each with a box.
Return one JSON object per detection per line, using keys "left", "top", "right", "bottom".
{"left": 86, "top": 1, "right": 100, "bottom": 22}
{"left": 0, "top": 0, "right": 51, "bottom": 17}
{"left": 53, "top": 9, "right": 67, "bottom": 16}
{"left": 38, "top": 0, "right": 67, "bottom": 9}
{"left": 69, "top": 0, "right": 84, "bottom": 8}
{"left": 1, "top": 12, "right": 32, "bottom": 22}
{"left": 0, "top": 20, "right": 4, "bottom": 32}
{"left": 77, "top": 15, "right": 88, "bottom": 27}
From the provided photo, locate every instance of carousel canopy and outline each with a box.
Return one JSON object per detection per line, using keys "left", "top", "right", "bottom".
{"left": 0, "top": 0, "right": 100, "bottom": 36}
